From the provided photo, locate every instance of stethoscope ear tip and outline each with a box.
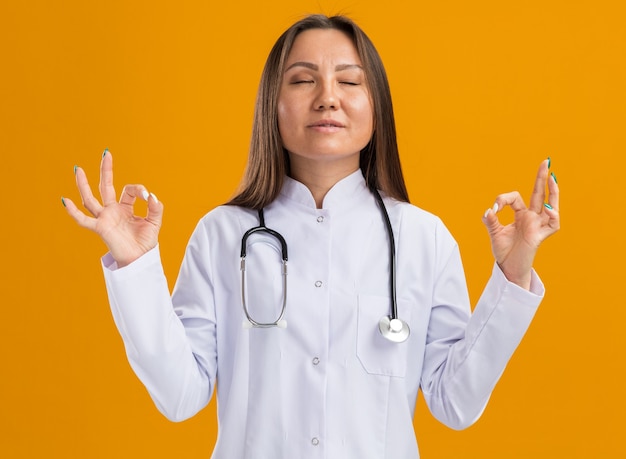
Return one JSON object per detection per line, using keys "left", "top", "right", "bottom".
{"left": 242, "top": 320, "right": 254, "bottom": 329}
{"left": 277, "top": 319, "right": 287, "bottom": 329}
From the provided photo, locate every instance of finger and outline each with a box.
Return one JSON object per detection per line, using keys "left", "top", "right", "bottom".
{"left": 542, "top": 205, "right": 561, "bottom": 233}
{"left": 62, "top": 196, "right": 98, "bottom": 231}
{"left": 528, "top": 158, "right": 550, "bottom": 213}
{"left": 119, "top": 184, "right": 149, "bottom": 207}
{"left": 145, "top": 192, "right": 164, "bottom": 228}
{"left": 542, "top": 172, "right": 561, "bottom": 233}
{"left": 493, "top": 191, "right": 527, "bottom": 213}
{"left": 547, "top": 170, "right": 560, "bottom": 212}
{"left": 75, "top": 165, "right": 104, "bottom": 216}
{"left": 99, "top": 150, "right": 117, "bottom": 206}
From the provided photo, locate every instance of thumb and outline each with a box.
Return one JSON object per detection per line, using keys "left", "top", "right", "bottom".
{"left": 482, "top": 204, "right": 501, "bottom": 235}
{"left": 145, "top": 192, "right": 164, "bottom": 228}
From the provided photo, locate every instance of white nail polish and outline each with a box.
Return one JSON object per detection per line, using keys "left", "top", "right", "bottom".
{"left": 492, "top": 203, "right": 499, "bottom": 213}
{"left": 141, "top": 190, "right": 149, "bottom": 201}
{"left": 484, "top": 208, "right": 491, "bottom": 218}
{"left": 150, "top": 192, "right": 159, "bottom": 204}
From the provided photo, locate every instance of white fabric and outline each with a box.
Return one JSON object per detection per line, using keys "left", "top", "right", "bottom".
{"left": 102, "top": 170, "right": 544, "bottom": 458}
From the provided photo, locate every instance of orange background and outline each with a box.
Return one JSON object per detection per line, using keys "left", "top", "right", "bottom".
{"left": 1, "top": 0, "right": 624, "bottom": 457}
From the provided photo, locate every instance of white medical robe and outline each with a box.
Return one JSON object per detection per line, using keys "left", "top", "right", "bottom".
{"left": 102, "top": 170, "right": 544, "bottom": 458}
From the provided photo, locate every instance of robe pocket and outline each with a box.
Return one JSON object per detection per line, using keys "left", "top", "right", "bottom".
{"left": 356, "top": 295, "right": 412, "bottom": 377}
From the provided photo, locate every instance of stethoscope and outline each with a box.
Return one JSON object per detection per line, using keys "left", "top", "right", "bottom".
{"left": 240, "top": 188, "right": 410, "bottom": 343}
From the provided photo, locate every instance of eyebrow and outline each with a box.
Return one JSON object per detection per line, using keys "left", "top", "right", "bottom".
{"left": 284, "top": 62, "right": 363, "bottom": 72}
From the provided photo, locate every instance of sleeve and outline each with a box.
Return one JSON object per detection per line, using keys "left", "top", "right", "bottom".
{"left": 420, "top": 222, "right": 544, "bottom": 430}
{"left": 102, "top": 220, "right": 217, "bottom": 422}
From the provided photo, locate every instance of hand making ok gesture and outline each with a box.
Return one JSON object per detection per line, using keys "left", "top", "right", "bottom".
{"left": 63, "top": 150, "right": 163, "bottom": 267}
{"left": 482, "top": 158, "right": 560, "bottom": 289}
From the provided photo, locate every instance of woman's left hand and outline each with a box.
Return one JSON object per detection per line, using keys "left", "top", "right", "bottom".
{"left": 482, "top": 158, "right": 560, "bottom": 290}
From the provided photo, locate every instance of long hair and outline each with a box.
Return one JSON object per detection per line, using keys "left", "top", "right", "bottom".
{"left": 227, "top": 15, "right": 409, "bottom": 209}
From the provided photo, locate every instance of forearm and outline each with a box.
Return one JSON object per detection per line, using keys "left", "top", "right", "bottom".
{"left": 423, "top": 263, "right": 544, "bottom": 429}
{"left": 102, "top": 247, "right": 214, "bottom": 421}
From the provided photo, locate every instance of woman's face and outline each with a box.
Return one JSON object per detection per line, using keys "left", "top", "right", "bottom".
{"left": 277, "top": 28, "right": 374, "bottom": 169}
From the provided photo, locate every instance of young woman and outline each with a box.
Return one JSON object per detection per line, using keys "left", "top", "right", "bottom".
{"left": 63, "top": 14, "right": 560, "bottom": 459}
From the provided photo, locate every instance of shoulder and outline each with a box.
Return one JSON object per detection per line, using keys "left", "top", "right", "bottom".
{"left": 197, "top": 204, "right": 255, "bottom": 228}
{"left": 384, "top": 197, "right": 444, "bottom": 229}
{"left": 384, "top": 198, "right": 457, "bottom": 248}
{"left": 185, "top": 205, "right": 258, "bottom": 245}
{"left": 182, "top": 205, "right": 258, "bottom": 256}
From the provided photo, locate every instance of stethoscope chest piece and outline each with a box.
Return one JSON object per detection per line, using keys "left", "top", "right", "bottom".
{"left": 379, "top": 316, "right": 410, "bottom": 343}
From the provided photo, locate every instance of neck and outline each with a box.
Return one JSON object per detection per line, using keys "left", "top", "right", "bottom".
{"left": 288, "top": 155, "right": 360, "bottom": 209}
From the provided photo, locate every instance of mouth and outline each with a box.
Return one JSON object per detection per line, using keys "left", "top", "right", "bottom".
{"left": 308, "top": 119, "right": 345, "bottom": 128}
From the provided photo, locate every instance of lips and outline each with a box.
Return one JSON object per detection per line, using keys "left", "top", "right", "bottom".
{"left": 308, "top": 119, "right": 345, "bottom": 128}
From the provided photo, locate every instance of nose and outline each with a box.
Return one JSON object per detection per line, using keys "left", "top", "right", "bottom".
{"left": 314, "top": 81, "right": 338, "bottom": 110}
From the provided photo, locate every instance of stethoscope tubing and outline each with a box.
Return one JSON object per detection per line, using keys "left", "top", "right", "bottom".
{"left": 372, "top": 187, "right": 399, "bottom": 322}
{"left": 240, "top": 208, "right": 289, "bottom": 328}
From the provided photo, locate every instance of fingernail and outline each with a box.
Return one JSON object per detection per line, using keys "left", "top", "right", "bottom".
{"left": 61, "top": 197, "right": 66, "bottom": 207}
{"left": 492, "top": 202, "right": 499, "bottom": 213}
{"left": 141, "top": 190, "right": 149, "bottom": 201}
{"left": 150, "top": 192, "right": 159, "bottom": 204}
{"left": 547, "top": 156, "right": 551, "bottom": 169}
{"left": 483, "top": 208, "right": 491, "bottom": 218}
{"left": 102, "top": 148, "right": 109, "bottom": 158}
{"left": 544, "top": 203, "right": 553, "bottom": 210}
{"left": 74, "top": 165, "right": 78, "bottom": 175}
{"left": 551, "top": 172, "right": 558, "bottom": 184}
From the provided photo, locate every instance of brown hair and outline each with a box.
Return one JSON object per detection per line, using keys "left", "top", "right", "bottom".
{"left": 227, "top": 14, "right": 409, "bottom": 209}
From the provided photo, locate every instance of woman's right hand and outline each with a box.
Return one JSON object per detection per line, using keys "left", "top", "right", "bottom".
{"left": 63, "top": 150, "right": 163, "bottom": 267}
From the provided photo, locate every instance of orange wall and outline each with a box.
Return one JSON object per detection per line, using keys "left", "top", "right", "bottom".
{"left": 1, "top": 0, "right": 624, "bottom": 457}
